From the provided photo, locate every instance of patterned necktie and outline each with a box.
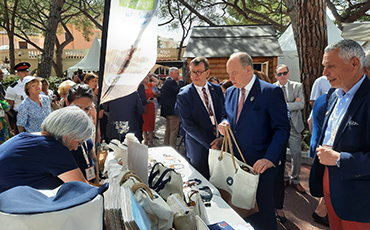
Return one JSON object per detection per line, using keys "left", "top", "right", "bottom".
{"left": 202, "top": 87, "right": 216, "bottom": 136}
{"left": 282, "top": 85, "right": 287, "bottom": 101}
{"left": 236, "top": 88, "right": 246, "bottom": 123}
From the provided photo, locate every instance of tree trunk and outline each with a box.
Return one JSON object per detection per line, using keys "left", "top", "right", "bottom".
{"left": 289, "top": 0, "right": 327, "bottom": 126}
{"left": 39, "top": 0, "right": 65, "bottom": 78}
{"left": 55, "top": 47, "right": 64, "bottom": 78}
{"left": 8, "top": 31, "right": 15, "bottom": 74}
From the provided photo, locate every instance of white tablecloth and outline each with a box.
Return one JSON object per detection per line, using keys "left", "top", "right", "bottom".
{"left": 106, "top": 146, "right": 253, "bottom": 229}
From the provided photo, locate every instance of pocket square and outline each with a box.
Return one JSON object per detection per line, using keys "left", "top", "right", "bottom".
{"left": 348, "top": 120, "right": 359, "bottom": 126}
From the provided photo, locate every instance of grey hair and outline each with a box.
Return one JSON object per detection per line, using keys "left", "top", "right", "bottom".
{"left": 169, "top": 67, "right": 178, "bottom": 74}
{"left": 275, "top": 64, "right": 290, "bottom": 72}
{"left": 41, "top": 106, "right": 94, "bottom": 145}
{"left": 364, "top": 50, "right": 370, "bottom": 70}
{"left": 325, "top": 39, "right": 365, "bottom": 69}
{"left": 230, "top": 52, "right": 253, "bottom": 69}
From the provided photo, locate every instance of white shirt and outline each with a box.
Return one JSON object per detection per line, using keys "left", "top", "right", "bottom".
{"left": 5, "top": 79, "right": 27, "bottom": 111}
{"left": 238, "top": 75, "right": 256, "bottom": 103}
{"left": 194, "top": 83, "right": 216, "bottom": 118}
{"left": 277, "top": 81, "right": 289, "bottom": 99}
{"left": 310, "top": 76, "right": 331, "bottom": 101}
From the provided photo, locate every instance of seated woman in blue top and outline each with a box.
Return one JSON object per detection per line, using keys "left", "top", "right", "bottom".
{"left": 17, "top": 76, "right": 52, "bottom": 133}
{"left": 0, "top": 106, "right": 95, "bottom": 193}
{"left": 65, "top": 84, "right": 99, "bottom": 184}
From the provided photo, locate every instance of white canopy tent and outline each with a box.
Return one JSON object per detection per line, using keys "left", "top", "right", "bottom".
{"left": 67, "top": 37, "right": 101, "bottom": 79}
{"left": 342, "top": 22, "right": 370, "bottom": 51}
{"left": 278, "top": 14, "right": 343, "bottom": 82}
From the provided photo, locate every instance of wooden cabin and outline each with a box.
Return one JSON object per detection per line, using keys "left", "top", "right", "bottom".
{"left": 183, "top": 25, "right": 283, "bottom": 83}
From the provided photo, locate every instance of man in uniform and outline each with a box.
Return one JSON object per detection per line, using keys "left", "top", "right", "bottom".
{"left": 5, "top": 62, "right": 31, "bottom": 133}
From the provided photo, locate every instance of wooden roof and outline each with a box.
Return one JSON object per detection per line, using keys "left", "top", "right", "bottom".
{"left": 184, "top": 25, "right": 283, "bottom": 58}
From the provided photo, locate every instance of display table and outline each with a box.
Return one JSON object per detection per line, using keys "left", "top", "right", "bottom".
{"left": 105, "top": 146, "right": 253, "bottom": 229}
{"left": 149, "top": 147, "right": 251, "bottom": 227}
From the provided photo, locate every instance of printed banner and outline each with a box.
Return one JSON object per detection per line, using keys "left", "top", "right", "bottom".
{"left": 100, "top": 0, "right": 159, "bottom": 104}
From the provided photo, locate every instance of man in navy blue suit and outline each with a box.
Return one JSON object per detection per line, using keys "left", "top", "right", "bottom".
{"left": 160, "top": 67, "right": 184, "bottom": 147}
{"left": 309, "top": 39, "right": 370, "bottom": 229}
{"left": 175, "top": 57, "right": 224, "bottom": 179}
{"left": 219, "top": 52, "right": 290, "bottom": 230}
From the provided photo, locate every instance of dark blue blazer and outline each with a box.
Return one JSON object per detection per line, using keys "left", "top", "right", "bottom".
{"left": 175, "top": 82, "right": 224, "bottom": 178}
{"left": 310, "top": 76, "right": 370, "bottom": 222}
{"left": 223, "top": 78, "right": 290, "bottom": 167}
{"left": 160, "top": 78, "right": 184, "bottom": 117}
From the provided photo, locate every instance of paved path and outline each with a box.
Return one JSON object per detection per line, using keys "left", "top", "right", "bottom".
{"left": 152, "top": 112, "right": 329, "bottom": 230}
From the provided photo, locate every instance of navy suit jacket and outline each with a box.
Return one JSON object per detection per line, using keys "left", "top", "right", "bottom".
{"left": 160, "top": 78, "right": 184, "bottom": 117}
{"left": 223, "top": 78, "right": 290, "bottom": 167}
{"left": 175, "top": 82, "right": 224, "bottom": 174}
{"left": 310, "top": 76, "right": 370, "bottom": 222}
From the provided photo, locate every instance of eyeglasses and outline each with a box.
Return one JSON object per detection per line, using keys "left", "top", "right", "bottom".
{"left": 276, "top": 71, "right": 288, "bottom": 77}
{"left": 189, "top": 70, "right": 207, "bottom": 76}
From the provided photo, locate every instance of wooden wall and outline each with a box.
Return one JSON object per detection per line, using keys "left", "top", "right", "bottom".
{"left": 186, "top": 57, "right": 278, "bottom": 84}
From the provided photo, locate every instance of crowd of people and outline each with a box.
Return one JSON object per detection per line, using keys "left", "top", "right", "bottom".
{"left": 0, "top": 39, "right": 370, "bottom": 230}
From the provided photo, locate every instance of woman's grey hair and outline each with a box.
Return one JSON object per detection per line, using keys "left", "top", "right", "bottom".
{"left": 325, "top": 39, "right": 365, "bottom": 68}
{"left": 41, "top": 106, "right": 94, "bottom": 145}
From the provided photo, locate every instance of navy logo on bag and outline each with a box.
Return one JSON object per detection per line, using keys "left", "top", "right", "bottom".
{"left": 226, "top": 177, "right": 233, "bottom": 186}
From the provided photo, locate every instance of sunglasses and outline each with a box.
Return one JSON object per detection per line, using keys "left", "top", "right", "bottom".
{"left": 276, "top": 71, "right": 288, "bottom": 77}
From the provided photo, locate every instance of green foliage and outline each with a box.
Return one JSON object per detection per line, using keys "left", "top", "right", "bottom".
{"left": 301, "top": 130, "right": 311, "bottom": 152}
{"left": 2, "top": 75, "right": 19, "bottom": 90}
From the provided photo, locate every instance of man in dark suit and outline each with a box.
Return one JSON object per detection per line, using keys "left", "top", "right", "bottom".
{"left": 309, "top": 39, "right": 370, "bottom": 229}
{"left": 160, "top": 67, "right": 184, "bottom": 147}
{"left": 218, "top": 52, "right": 290, "bottom": 230}
{"left": 175, "top": 57, "right": 224, "bottom": 179}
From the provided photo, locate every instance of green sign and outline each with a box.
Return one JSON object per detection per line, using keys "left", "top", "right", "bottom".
{"left": 119, "top": 0, "right": 156, "bottom": 10}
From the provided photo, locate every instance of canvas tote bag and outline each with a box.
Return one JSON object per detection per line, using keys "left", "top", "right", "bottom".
{"left": 209, "top": 125, "right": 259, "bottom": 217}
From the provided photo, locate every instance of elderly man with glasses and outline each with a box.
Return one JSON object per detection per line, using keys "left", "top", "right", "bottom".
{"left": 5, "top": 62, "right": 31, "bottom": 134}
{"left": 274, "top": 64, "right": 305, "bottom": 194}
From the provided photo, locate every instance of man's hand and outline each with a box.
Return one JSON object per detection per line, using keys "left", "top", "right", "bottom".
{"left": 316, "top": 145, "right": 340, "bottom": 166}
{"left": 253, "top": 158, "right": 274, "bottom": 174}
{"left": 210, "top": 137, "right": 223, "bottom": 150}
{"left": 295, "top": 97, "right": 302, "bottom": 102}
{"left": 218, "top": 120, "right": 229, "bottom": 136}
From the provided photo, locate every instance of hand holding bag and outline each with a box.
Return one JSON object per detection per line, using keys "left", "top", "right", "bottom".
{"left": 208, "top": 125, "right": 259, "bottom": 217}
{"left": 148, "top": 162, "right": 184, "bottom": 200}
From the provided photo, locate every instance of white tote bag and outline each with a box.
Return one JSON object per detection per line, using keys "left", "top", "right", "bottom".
{"left": 148, "top": 162, "right": 184, "bottom": 200}
{"left": 209, "top": 125, "right": 259, "bottom": 214}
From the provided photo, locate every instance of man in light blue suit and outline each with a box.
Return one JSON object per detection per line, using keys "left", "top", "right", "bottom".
{"left": 310, "top": 39, "right": 370, "bottom": 229}
{"left": 219, "top": 52, "right": 290, "bottom": 230}
{"left": 176, "top": 57, "right": 224, "bottom": 179}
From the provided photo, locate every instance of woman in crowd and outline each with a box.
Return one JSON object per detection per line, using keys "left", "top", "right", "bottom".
{"left": 219, "top": 79, "right": 233, "bottom": 95}
{"left": 84, "top": 73, "right": 99, "bottom": 105}
{"left": 141, "top": 73, "right": 159, "bottom": 146}
{"left": 0, "top": 106, "right": 94, "bottom": 193}
{"left": 208, "top": 76, "right": 220, "bottom": 84}
{"left": 40, "top": 79, "right": 56, "bottom": 101}
{"left": 17, "top": 76, "right": 52, "bottom": 133}
{"left": 58, "top": 80, "right": 75, "bottom": 107}
{"left": 65, "top": 84, "right": 99, "bottom": 184}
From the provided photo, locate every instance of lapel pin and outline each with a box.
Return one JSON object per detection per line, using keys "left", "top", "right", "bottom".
{"left": 250, "top": 96, "right": 254, "bottom": 101}
{"left": 211, "top": 87, "right": 214, "bottom": 90}
{"left": 326, "top": 111, "right": 330, "bottom": 116}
